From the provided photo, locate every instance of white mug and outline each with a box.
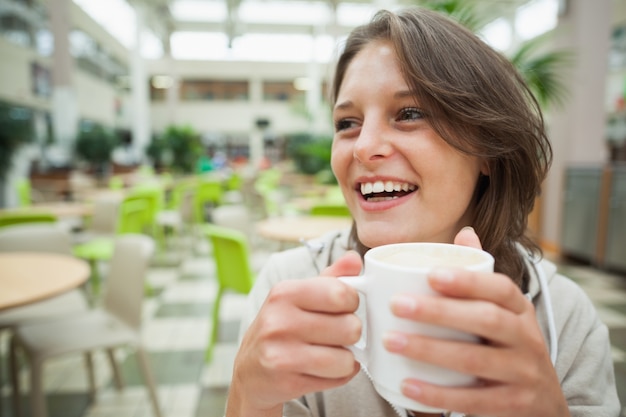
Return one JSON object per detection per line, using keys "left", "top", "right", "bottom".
{"left": 339, "top": 242, "right": 495, "bottom": 413}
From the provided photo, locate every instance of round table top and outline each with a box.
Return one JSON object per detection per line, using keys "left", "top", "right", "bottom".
{"left": 0, "top": 201, "right": 94, "bottom": 218}
{"left": 0, "top": 252, "right": 90, "bottom": 311}
{"left": 256, "top": 215, "right": 352, "bottom": 243}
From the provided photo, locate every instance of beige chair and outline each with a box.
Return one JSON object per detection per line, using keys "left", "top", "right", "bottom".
{"left": 72, "top": 196, "right": 121, "bottom": 244}
{"left": 0, "top": 224, "right": 89, "bottom": 328}
{"left": 211, "top": 203, "right": 252, "bottom": 239}
{"left": 9, "top": 234, "right": 163, "bottom": 417}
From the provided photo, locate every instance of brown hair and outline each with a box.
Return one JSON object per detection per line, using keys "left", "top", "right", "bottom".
{"left": 331, "top": 7, "right": 552, "bottom": 290}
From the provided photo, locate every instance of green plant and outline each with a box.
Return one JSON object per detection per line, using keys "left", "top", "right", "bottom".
{"left": 419, "top": 0, "right": 572, "bottom": 110}
{"left": 74, "top": 123, "right": 119, "bottom": 173}
{"left": 157, "top": 124, "right": 203, "bottom": 174}
{"left": 286, "top": 133, "right": 335, "bottom": 181}
{"left": 0, "top": 101, "right": 34, "bottom": 182}
{"left": 146, "top": 134, "right": 168, "bottom": 170}
{"left": 420, "top": 0, "right": 487, "bottom": 32}
{"left": 510, "top": 33, "right": 573, "bottom": 109}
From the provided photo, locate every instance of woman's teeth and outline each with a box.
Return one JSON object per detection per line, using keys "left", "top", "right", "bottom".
{"left": 360, "top": 181, "right": 417, "bottom": 201}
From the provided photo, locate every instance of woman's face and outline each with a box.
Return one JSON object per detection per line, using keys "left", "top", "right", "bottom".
{"left": 331, "top": 40, "right": 486, "bottom": 248}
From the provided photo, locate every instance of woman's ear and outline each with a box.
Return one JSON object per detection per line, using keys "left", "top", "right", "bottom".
{"left": 480, "top": 160, "right": 490, "bottom": 176}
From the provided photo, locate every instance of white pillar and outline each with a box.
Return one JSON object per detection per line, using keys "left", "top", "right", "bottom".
{"left": 165, "top": 56, "right": 179, "bottom": 125}
{"left": 131, "top": 4, "right": 151, "bottom": 162}
{"left": 541, "top": 0, "right": 612, "bottom": 247}
{"left": 48, "top": 0, "right": 77, "bottom": 159}
{"left": 249, "top": 77, "right": 265, "bottom": 168}
{"left": 307, "top": 27, "right": 323, "bottom": 135}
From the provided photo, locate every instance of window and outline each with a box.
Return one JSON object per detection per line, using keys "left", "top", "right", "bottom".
{"left": 179, "top": 80, "right": 249, "bottom": 101}
{"left": 263, "top": 81, "right": 302, "bottom": 102}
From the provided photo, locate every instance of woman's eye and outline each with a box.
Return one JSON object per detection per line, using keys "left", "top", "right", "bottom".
{"left": 335, "top": 119, "right": 356, "bottom": 132}
{"left": 398, "top": 107, "right": 424, "bottom": 121}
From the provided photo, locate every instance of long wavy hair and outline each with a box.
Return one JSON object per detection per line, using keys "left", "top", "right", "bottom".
{"left": 331, "top": 7, "right": 552, "bottom": 290}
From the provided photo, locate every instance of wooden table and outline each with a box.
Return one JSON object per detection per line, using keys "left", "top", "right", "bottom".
{"left": 0, "top": 252, "right": 90, "bottom": 311}
{"left": 256, "top": 215, "right": 352, "bottom": 243}
{"left": 0, "top": 201, "right": 94, "bottom": 218}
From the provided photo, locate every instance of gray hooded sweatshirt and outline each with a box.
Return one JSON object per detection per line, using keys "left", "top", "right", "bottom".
{"left": 237, "top": 229, "right": 621, "bottom": 417}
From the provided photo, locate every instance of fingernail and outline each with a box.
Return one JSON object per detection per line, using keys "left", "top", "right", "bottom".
{"left": 390, "top": 295, "right": 417, "bottom": 314}
{"left": 401, "top": 380, "right": 422, "bottom": 398}
{"left": 430, "top": 268, "right": 455, "bottom": 283}
{"left": 383, "top": 331, "right": 408, "bottom": 351}
{"left": 461, "top": 226, "right": 475, "bottom": 233}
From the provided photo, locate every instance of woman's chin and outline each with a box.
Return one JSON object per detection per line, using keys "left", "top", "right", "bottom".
{"left": 357, "top": 230, "right": 415, "bottom": 249}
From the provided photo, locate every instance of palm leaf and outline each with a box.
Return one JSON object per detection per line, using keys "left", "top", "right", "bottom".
{"left": 510, "top": 34, "right": 574, "bottom": 109}
{"left": 417, "top": 1, "right": 573, "bottom": 110}
{"left": 419, "top": 0, "right": 486, "bottom": 31}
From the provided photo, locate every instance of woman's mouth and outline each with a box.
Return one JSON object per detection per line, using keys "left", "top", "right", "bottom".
{"left": 359, "top": 180, "right": 417, "bottom": 202}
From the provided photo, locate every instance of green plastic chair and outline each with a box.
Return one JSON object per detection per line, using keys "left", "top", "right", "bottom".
{"left": 155, "top": 178, "right": 197, "bottom": 247}
{"left": 108, "top": 175, "right": 124, "bottom": 190}
{"left": 253, "top": 168, "right": 286, "bottom": 217}
{"left": 73, "top": 197, "right": 151, "bottom": 298}
{"left": 126, "top": 185, "right": 165, "bottom": 234}
{"left": 0, "top": 212, "right": 56, "bottom": 229}
{"left": 309, "top": 203, "right": 351, "bottom": 217}
{"left": 15, "top": 179, "right": 32, "bottom": 207}
{"left": 225, "top": 171, "right": 243, "bottom": 191}
{"left": 193, "top": 179, "right": 223, "bottom": 223}
{"left": 203, "top": 224, "right": 255, "bottom": 362}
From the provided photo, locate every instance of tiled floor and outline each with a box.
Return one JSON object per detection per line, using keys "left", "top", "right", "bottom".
{"left": 1, "top": 238, "right": 625, "bottom": 417}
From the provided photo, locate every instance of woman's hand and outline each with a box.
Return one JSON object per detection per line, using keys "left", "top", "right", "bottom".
{"left": 383, "top": 228, "right": 570, "bottom": 417}
{"left": 226, "top": 251, "right": 363, "bottom": 417}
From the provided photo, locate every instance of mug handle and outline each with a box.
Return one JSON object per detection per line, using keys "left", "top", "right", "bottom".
{"left": 338, "top": 275, "right": 368, "bottom": 365}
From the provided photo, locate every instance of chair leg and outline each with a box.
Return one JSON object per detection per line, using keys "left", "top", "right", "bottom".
{"left": 106, "top": 348, "right": 124, "bottom": 391}
{"left": 30, "top": 358, "right": 47, "bottom": 417}
{"left": 135, "top": 347, "right": 163, "bottom": 417}
{"left": 205, "top": 287, "right": 224, "bottom": 363}
{"left": 9, "top": 336, "right": 21, "bottom": 417}
{"left": 84, "top": 352, "right": 96, "bottom": 402}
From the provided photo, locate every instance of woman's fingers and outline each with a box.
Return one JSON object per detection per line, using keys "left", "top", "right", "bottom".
{"left": 258, "top": 340, "right": 359, "bottom": 379}
{"left": 389, "top": 293, "right": 526, "bottom": 346}
{"left": 256, "top": 304, "right": 362, "bottom": 347}
{"left": 401, "top": 379, "right": 536, "bottom": 417}
{"left": 267, "top": 275, "right": 360, "bottom": 314}
{"left": 427, "top": 268, "right": 530, "bottom": 315}
{"left": 384, "top": 332, "right": 540, "bottom": 383}
{"left": 321, "top": 250, "right": 363, "bottom": 278}
{"left": 453, "top": 227, "right": 483, "bottom": 249}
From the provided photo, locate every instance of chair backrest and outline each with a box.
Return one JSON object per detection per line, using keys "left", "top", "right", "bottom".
{"left": 102, "top": 234, "right": 155, "bottom": 331}
{"left": 310, "top": 203, "right": 351, "bottom": 217}
{"left": 194, "top": 180, "right": 223, "bottom": 222}
{"left": 168, "top": 179, "right": 197, "bottom": 211}
{"left": 0, "top": 212, "right": 57, "bottom": 229}
{"left": 89, "top": 197, "right": 121, "bottom": 234}
{"left": 129, "top": 185, "right": 165, "bottom": 219}
{"left": 0, "top": 223, "right": 72, "bottom": 255}
{"left": 108, "top": 175, "right": 125, "bottom": 190}
{"left": 225, "top": 171, "right": 243, "bottom": 191}
{"left": 203, "top": 224, "right": 254, "bottom": 295}
{"left": 15, "top": 179, "right": 32, "bottom": 206}
{"left": 211, "top": 204, "right": 252, "bottom": 239}
{"left": 116, "top": 197, "right": 151, "bottom": 235}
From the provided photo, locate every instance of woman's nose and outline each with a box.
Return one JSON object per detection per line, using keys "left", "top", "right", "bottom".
{"left": 352, "top": 120, "right": 393, "bottom": 163}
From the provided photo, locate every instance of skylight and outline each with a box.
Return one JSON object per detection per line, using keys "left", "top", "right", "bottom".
{"left": 73, "top": 0, "right": 559, "bottom": 63}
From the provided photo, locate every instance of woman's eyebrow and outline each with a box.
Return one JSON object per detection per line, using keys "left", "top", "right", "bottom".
{"left": 334, "top": 100, "right": 354, "bottom": 112}
{"left": 335, "top": 90, "right": 415, "bottom": 111}
{"left": 394, "top": 90, "right": 415, "bottom": 100}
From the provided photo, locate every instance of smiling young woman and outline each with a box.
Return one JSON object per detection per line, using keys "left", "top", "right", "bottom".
{"left": 225, "top": 7, "right": 620, "bottom": 417}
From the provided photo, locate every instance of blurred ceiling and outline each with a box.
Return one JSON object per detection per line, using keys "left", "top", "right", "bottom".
{"left": 123, "top": 0, "right": 534, "bottom": 49}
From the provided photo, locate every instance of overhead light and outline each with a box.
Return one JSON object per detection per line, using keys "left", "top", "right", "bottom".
{"left": 152, "top": 75, "right": 174, "bottom": 89}
{"left": 294, "top": 77, "right": 312, "bottom": 91}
